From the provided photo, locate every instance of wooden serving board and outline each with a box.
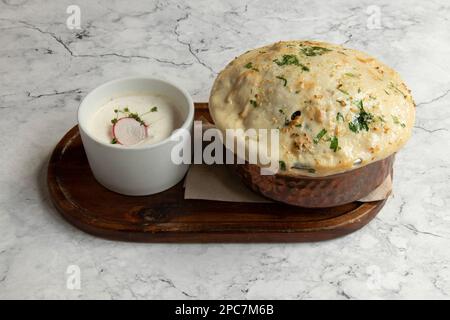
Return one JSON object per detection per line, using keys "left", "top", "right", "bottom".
{"left": 47, "top": 103, "right": 386, "bottom": 242}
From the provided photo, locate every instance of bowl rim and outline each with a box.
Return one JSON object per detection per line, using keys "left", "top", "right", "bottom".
{"left": 237, "top": 153, "right": 395, "bottom": 180}
{"left": 77, "top": 76, "right": 194, "bottom": 151}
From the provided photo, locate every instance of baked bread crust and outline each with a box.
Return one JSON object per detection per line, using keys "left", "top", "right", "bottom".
{"left": 209, "top": 40, "right": 415, "bottom": 176}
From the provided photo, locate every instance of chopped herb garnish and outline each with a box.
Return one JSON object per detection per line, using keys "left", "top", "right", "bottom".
{"left": 138, "top": 106, "right": 159, "bottom": 118}
{"left": 313, "top": 129, "right": 327, "bottom": 144}
{"left": 276, "top": 75, "right": 287, "bottom": 86}
{"left": 244, "top": 62, "right": 259, "bottom": 71}
{"left": 300, "top": 46, "right": 332, "bottom": 56}
{"left": 336, "top": 112, "right": 344, "bottom": 121}
{"left": 273, "top": 54, "right": 298, "bottom": 66}
{"left": 295, "top": 124, "right": 302, "bottom": 128}
{"left": 355, "top": 99, "right": 363, "bottom": 109}
{"left": 279, "top": 160, "right": 287, "bottom": 171}
{"left": 349, "top": 122, "right": 359, "bottom": 133}
{"left": 348, "top": 100, "right": 374, "bottom": 133}
{"left": 337, "top": 86, "right": 349, "bottom": 95}
{"left": 330, "top": 136, "right": 339, "bottom": 152}
{"left": 344, "top": 72, "right": 356, "bottom": 77}
{"left": 392, "top": 115, "right": 406, "bottom": 127}
{"left": 279, "top": 109, "right": 285, "bottom": 114}
{"left": 249, "top": 99, "right": 257, "bottom": 107}
{"left": 273, "top": 54, "right": 309, "bottom": 71}
{"left": 338, "top": 88, "right": 349, "bottom": 95}
{"left": 111, "top": 137, "right": 118, "bottom": 144}
{"left": 389, "top": 82, "right": 407, "bottom": 98}
{"left": 128, "top": 112, "right": 146, "bottom": 126}
{"left": 110, "top": 106, "right": 156, "bottom": 127}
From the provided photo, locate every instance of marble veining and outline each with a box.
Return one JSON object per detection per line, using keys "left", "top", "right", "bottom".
{"left": 1, "top": 0, "right": 450, "bottom": 299}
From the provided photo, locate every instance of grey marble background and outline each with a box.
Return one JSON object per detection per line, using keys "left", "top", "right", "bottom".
{"left": 1, "top": 0, "right": 449, "bottom": 299}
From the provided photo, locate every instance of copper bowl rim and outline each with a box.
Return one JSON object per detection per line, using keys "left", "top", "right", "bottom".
{"left": 242, "top": 153, "right": 395, "bottom": 180}
{"left": 232, "top": 154, "right": 395, "bottom": 208}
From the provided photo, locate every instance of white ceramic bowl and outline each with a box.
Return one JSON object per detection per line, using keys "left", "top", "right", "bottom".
{"left": 78, "top": 77, "right": 194, "bottom": 195}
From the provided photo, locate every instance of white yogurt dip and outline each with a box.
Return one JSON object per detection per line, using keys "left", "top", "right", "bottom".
{"left": 88, "top": 94, "right": 183, "bottom": 146}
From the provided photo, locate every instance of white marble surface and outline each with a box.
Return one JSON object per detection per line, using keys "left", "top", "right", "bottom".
{"left": 1, "top": 0, "right": 450, "bottom": 299}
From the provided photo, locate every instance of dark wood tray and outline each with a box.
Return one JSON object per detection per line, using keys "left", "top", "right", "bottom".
{"left": 47, "top": 103, "right": 386, "bottom": 242}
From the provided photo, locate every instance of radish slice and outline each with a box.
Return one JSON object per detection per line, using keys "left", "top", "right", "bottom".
{"left": 112, "top": 117, "right": 148, "bottom": 146}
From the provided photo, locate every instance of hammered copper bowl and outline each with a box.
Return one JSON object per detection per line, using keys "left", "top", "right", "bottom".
{"left": 232, "top": 155, "right": 394, "bottom": 208}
